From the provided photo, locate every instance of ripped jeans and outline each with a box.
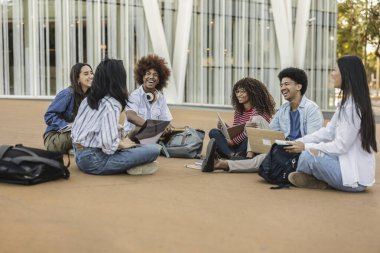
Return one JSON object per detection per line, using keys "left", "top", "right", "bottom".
{"left": 297, "top": 151, "right": 366, "bottom": 192}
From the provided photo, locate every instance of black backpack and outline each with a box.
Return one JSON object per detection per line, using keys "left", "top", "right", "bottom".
{"left": 258, "top": 144, "right": 300, "bottom": 189}
{"left": 0, "top": 144, "right": 70, "bottom": 185}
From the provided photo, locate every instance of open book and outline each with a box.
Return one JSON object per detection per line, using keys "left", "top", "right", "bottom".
{"left": 134, "top": 119, "right": 171, "bottom": 144}
{"left": 217, "top": 113, "right": 245, "bottom": 140}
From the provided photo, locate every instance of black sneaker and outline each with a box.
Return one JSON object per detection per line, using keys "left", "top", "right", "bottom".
{"left": 202, "top": 139, "right": 216, "bottom": 172}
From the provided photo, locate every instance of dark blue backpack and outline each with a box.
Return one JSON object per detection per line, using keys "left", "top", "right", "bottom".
{"left": 258, "top": 144, "right": 300, "bottom": 189}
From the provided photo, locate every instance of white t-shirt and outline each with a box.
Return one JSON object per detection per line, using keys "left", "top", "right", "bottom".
{"left": 124, "top": 86, "right": 173, "bottom": 133}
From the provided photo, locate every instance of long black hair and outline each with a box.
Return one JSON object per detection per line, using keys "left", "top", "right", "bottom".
{"left": 69, "top": 63, "right": 92, "bottom": 117}
{"left": 87, "top": 59, "right": 128, "bottom": 110}
{"left": 337, "top": 55, "right": 377, "bottom": 153}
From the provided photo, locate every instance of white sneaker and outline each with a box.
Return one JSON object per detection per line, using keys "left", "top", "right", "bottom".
{"left": 126, "top": 161, "right": 159, "bottom": 175}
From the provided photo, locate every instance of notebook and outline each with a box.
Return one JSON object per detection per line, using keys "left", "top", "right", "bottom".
{"left": 134, "top": 119, "right": 171, "bottom": 144}
{"left": 246, "top": 127, "right": 285, "bottom": 154}
{"left": 217, "top": 113, "right": 245, "bottom": 140}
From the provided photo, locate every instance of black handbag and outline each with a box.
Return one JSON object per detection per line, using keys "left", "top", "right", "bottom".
{"left": 0, "top": 144, "right": 70, "bottom": 185}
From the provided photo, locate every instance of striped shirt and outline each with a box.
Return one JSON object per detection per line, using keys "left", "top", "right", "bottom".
{"left": 232, "top": 108, "right": 272, "bottom": 145}
{"left": 71, "top": 96, "right": 124, "bottom": 155}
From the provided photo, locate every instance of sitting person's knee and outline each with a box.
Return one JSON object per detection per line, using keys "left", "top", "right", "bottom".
{"left": 209, "top": 128, "right": 221, "bottom": 138}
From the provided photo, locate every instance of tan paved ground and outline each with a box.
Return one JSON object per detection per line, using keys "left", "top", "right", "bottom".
{"left": 0, "top": 99, "right": 379, "bottom": 253}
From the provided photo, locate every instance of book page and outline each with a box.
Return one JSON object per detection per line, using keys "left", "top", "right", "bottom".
{"left": 134, "top": 120, "right": 171, "bottom": 144}
{"left": 216, "top": 112, "right": 230, "bottom": 139}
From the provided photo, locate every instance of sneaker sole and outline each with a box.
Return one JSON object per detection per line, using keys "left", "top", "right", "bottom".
{"left": 127, "top": 161, "right": 159, "bottom": 175}
{"left": 202, "top": 139, "right": 216, "bottom": 172}
{"left": 288, "top": 172, "right": 328, "bottom": 189}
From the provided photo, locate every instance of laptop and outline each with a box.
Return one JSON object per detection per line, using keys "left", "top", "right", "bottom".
{"left": 246, "top": 127, "right": 285, "bottom": 154}
{"left": 217, "top": 113, "right": 245, "bottom": 140}
{"left": 134, "top": 119, "right": 171, "bottom": 144}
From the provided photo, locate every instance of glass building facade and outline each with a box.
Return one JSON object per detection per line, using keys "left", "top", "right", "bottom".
{"left": 0, "top": 0, "right": 337, "bottom": 109}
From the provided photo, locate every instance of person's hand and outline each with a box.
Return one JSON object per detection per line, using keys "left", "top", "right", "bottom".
{"left": 226, "top": 139, "right": 234, "bottom": 146}
{"left": 217, "top": 120, "right": 222, "bottom": 129}
{"left": 118, "top": 137, "right": 137, "bottom": 149}
{"left": 162, "top": 125, "right": 174, "bottom": 137}
{"left": 309, "top": 148, "right": 320, "bottom": 156}
{"left": 245, "top": 122, "right": 257, "bottom": 128}
{"left": 127, "top": 124, "right": 143, "bottom": 140}
{"left": 283, "top": 141, "right": 305, "bottom": 153}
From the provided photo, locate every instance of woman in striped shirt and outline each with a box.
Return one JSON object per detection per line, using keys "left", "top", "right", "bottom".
{"left": 71, "top": 59, "right": 161, "bottom": 175}
{"left": 209, "top": 77, "right": 275, "bottom": 159}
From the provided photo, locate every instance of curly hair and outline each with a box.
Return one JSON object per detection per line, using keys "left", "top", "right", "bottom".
{"left": 69, "top": 63, "right": 92, "bottom": 118}
{"left": 134, "top": 54, "right": 171, "bottom": 91}
{"left": 278, "top": 67, "right": 308, "bottom": 95}
{"left": 231, "top": 77, "right": 276, "bottom": 116}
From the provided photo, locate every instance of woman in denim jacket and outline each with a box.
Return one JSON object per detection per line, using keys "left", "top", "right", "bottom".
{"left": 43, "top": 63, "right": 93, "bottom": 153}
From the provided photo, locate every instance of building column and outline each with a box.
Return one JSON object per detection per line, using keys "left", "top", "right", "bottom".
{"left": 270, "top": 0, "right": 293, "bottom": 68}
{"left": 173, "top": 0, "right": 193, "bottom": 103}
{"left": 142, "top": 0, "right": 178, "bottom": 103}
{"left": 270, "top": 0, "right": 311, "bottom": 69}
{"left": 294, "top": 0, "right": 311, "bottom": 68}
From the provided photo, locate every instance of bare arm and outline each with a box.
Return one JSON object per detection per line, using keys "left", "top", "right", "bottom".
{"left": 126, "top": 110, "right": 146, "bottom": 127}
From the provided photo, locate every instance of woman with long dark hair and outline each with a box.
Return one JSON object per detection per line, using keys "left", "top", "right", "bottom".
{"left": 286, "top": 55, "right": 377, "bottom": 192}
{"left": 208, "top": 77, "right": 276, "bottom": 159}
{"left": 43, "top": 63, "right": 93, "bottom": 153}
{"left": 71, "top": 59, "right": 160, "bottom": 175}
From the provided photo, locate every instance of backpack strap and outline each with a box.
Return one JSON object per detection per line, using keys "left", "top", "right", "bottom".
{"left": 270, "top": 184, "right": 291, "bottom": 190}
{"left": 0, "top": 145, "right": 13, "bottom": 159}
{"left": 8, "top": 156, "right": 70, "bottom": 179}
{"left": 158, "top": 141, "right": 170, "bottom": 158}
{"left": 12, "top": 147, "right": 38, "bottom": 157}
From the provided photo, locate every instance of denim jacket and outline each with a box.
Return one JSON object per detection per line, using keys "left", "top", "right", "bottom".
{"left": 269, "top": 96, "right": 323, "bottom": 138}
{"left": 44, "top": 87, "right": 75, "bottom": 134}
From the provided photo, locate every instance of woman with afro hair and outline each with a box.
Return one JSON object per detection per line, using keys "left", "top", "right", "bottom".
{"left": 124, "top": 54, "right": 173, "bottom": 137}
{"left": 208, "top": 77, "right": 276, "bottom": 159}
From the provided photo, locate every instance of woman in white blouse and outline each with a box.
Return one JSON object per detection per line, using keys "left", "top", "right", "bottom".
{"left": 286, "top": 55, "right": 377, "bottom": 192}
{"left": 124, "top": 54, "right": 173, "bottom": 137}
{"left": 71, "top": 59, "right": 161, "bottom": 175}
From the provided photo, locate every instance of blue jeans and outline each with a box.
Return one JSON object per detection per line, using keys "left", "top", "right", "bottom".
{"left": 297, "top": 151, "right": 366, "bottom": 192}
{"left": 74, "top": 145, "right": 160, "bottom": 175}
{"left": 209, "top": 128, "right": 248, "bottom": 158}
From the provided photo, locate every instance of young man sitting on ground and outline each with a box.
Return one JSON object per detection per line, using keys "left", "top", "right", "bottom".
{"left": 202, "top": 67, "right": 324, "bottom": 172}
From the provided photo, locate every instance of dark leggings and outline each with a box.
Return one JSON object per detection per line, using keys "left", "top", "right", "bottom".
{"left": 209, "top": 128, "right": 248, "bottom": 158}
